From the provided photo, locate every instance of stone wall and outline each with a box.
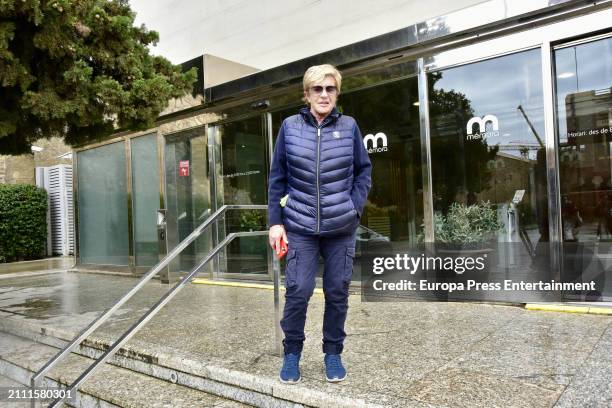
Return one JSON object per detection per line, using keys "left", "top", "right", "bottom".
{"left": 0, "top": 155, "right": 6, "bottom": 184}
{"left": 0, "top": 137, "right": 72, "bottom": 185}
{"left": 32, "top": 137, "right": 73, "bottom": 168}
{"left": 0, "top": 154, "right": 35, "bottom": 185}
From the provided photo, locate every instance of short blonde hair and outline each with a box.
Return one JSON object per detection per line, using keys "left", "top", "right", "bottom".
{"left": 302, "top": 64, "right": 342, "bottom": 103}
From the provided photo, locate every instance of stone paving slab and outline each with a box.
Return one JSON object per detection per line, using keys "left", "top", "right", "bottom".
{"left": 443, "top": 312, "right": 611, "bottom": 389}
{"left": 0, "top": 271, "right": 610, "bottom": 407}
{"left": 404, "top": 366, "right": 563, "bottom": 407}
{"left": 553, "top": 358, "right": 612, "bottom": 408}
{"left": 589, "top": 324, "right": 612, "bottom": 364}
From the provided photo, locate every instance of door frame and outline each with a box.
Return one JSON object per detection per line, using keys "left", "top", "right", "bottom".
{"left": 416, "top": 8, "right": 611, "bottom": 284}
{"left": 208, "top": 113, "right": 274, "bottom": 281}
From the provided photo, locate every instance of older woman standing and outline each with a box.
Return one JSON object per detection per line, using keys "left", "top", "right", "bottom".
{"left": 268, "top": 64, "right": 372, "bottom": 384}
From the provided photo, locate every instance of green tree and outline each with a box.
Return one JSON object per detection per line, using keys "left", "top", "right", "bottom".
{"left": 0, "top": 0, "right": 196, "bottom": 154}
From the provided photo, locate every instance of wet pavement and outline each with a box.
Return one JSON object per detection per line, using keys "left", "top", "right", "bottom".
{"left": 0, "top": 270, "right": 610, "bottom": 407}
{"left": 0, "top": 257, "right": 74, "bottom": 276}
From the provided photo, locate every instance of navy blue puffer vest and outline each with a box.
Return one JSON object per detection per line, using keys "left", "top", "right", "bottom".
{"left": 282, "top": 108, "right": 359, "bottom": 236}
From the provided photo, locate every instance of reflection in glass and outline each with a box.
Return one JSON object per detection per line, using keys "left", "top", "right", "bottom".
{"left": 428, "top": 49, "right": 550, "bottom": 300}
{"left": 555, "top": 36, "right": 611, "bottom": 300}
{"left": 429, "top": 49, "right": 546, "bottom": 224}
{"left": 77, "top": 142, "right": 129, "bottom": 265}
{"left": 341, "top": 62, "right": 417, "bottom": 94}
{"left": 131, "top": 134, "right": 160, "bottom": 267}
{"left": 216, "top": 117, "right": 269, "bottom": 275}
{"left": 217, "top": 117, "right": 267, "bottom": 207}
{"left": 339, "top": 76, "right": 422, "bottom": 244}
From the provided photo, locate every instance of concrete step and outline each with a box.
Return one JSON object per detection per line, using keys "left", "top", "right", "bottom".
{"left": 0, "top": 312, "right": 379, "bottom": 408}
{"left": 0, "top": 331, "right": 252, "bottom": 408}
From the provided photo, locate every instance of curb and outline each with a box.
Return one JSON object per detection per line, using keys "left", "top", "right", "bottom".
{"left": 525, "top": 304, "right": 612, "bottom": 316}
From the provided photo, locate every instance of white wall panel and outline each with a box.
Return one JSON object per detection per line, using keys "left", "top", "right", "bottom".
{"left": 131, "top": 0, "right": 487, "bottom": 69}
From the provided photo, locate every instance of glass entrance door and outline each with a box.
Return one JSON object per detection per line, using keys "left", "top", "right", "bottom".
{"left": 130, "top": 133, "right": 161, "bottom": 268}
{"left": 554, "top": 34, "right": 612, "bottom": 300}
{"left": 426, "top": 48, "right": 550, "bottom": 300}
{"left": 164, "top": 127, "right": 213, "bottom": 275}
{"left": 77, "top": 142, "right": 130, "bottom": 266}
{"left": 213, "top": 116, "right": 270, "bottom": 277}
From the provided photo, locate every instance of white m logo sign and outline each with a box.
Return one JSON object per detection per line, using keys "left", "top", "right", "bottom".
{"left": 466, "top": 115, "right": 499, "bottom": 135}
{"left": 363, "top": 132, "right": 388, "bottom": 150}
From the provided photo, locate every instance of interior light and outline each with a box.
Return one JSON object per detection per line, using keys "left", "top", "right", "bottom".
{"left": 557, "top": 72, "right": 575, "bottom": 79}
{"left": 413, "top": 101, "right": 420, "bottom": 106}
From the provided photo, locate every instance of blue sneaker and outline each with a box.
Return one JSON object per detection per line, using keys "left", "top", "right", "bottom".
{"left": 279, "top": 353, "right": 301, "bottom": 384}
{"left": 324, "top": 353, "right": 346, "bottom": 382}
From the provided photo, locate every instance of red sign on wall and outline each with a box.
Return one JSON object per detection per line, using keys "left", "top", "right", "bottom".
{"left": 179, "top": 160, "right": 190, "bottom": 177}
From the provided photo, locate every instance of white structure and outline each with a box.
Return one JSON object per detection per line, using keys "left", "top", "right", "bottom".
{"left": 36, "top": 165, "right": 74, "bottom": 256}
{"left": 130, "top": 0, "right": 487, "bottom": 70}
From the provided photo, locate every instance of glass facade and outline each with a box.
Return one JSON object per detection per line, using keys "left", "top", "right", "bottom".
{"left": 73, "top": 11, "right": 610, "bottom": 300}
{"left": 428, "top": 49, "right": 548, "bottom": 281}
{"left": 77, "top": 142, "right": 129, "bottom": 265}
{"left": 429, "top": 49, "right": 544, "bottom": 218}
{"left": 130, "top": 134, "right": 160, "bottom": 267}
{"left": 165, "top": 127, "right": 213, "bottom": 274}
{"left": 554, "top": 36, "right": 612, "bottom": 299}
{"left": 340, "top": 72, "right": 422, "bottom": 244}
{"left": 215, "top": 116, "right": 269, "bottom": 276}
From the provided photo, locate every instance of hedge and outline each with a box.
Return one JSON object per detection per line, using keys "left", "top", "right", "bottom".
{"left": 0, "top": 184, "right": 47, "bottom": 263}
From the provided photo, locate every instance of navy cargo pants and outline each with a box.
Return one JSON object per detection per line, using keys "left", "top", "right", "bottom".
{"left": 280, "top": 229, "right": 357, "bottom": 355}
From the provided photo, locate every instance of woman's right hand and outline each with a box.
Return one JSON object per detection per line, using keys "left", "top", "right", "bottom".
{"left": 269, "top": 224, "right": 288, "bottom": 255}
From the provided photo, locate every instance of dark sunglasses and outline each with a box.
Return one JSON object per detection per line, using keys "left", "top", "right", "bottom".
{"left": 310, "top": 85, "right": 338, "bottom": 95}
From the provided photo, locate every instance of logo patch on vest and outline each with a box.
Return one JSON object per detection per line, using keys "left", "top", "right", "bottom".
{"left": 333, "top": 131, "right": 341, "bottom": 139}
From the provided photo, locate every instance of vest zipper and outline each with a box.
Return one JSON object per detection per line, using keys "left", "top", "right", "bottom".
{"left": 316, "top": 125, "right": 321, "bottom": 233}
{"left": 309, "top": 112, "right": 335, "bottom": 234}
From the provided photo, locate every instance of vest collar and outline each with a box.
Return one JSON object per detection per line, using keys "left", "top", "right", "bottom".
{"left": 299, "top": 106, "right": 341, "bottom": 128}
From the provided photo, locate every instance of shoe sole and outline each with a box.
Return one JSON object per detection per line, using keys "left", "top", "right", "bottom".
{"left": 279, "top": 374, "right": 301, "bottom": 384}
{"left": 325, "top": 369, "right": 347, "bottom": 382}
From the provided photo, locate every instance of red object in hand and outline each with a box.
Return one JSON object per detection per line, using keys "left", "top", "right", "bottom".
{"left": 277, "top": 237, "right": 288, "bottom": 259}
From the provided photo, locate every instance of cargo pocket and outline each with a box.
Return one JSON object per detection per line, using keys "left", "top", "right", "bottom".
{"left": 344, "top": 247, "right": 355, "bottom": 284}
{"left": 284, "top": 249, "right": 298, "bottom": 288}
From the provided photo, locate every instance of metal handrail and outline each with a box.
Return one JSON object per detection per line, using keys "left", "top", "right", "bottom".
{"left": 31, "top": 204, "right": 270, "bottom": 405}
{"left": 49, "top": 230, "right": 279, "bottom": 407}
